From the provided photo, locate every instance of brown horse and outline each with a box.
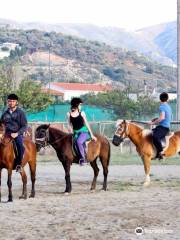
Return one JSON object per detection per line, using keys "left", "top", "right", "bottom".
{"left": 35, "top": 124, "right": 110, "bottom": 193}
{"left": 0, "top": 121, "right": 36, "bottom": 202}
{"left": 113, "top": 120, "right": 180, "bottom": 186}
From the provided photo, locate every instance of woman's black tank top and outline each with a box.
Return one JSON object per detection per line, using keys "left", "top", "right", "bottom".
{"left": 70, "top": 112, "right": 85, "bottom": 130}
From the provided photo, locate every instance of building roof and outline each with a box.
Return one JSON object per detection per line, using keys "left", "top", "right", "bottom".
{"left": 50, "top": 82, "right": 112, "bottom": 91}
{"left": 42, "top": 88, "right": 64, "bottom": 96}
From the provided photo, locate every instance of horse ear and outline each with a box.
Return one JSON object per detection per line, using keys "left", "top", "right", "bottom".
{"left": 47, "top": 124, "right": 50, "bottom": 129}
{"left": 123, "top": 119, "right": 126, "bottom": 123}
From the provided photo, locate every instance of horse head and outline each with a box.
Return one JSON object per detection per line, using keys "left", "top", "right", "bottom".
{"left": 112, "top": 119, "right": 129, "bottom": 146}
{"left": 35, "top": 124, "right": 50, "bottom": 151}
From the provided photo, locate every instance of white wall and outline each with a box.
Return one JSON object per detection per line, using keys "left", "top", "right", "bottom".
{"left": 63, "top": 90, "right": 98, "bottom": 100}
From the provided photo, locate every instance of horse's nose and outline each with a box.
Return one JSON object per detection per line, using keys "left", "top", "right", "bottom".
{"left": 112, "top": 134, "right": 123, "bottom": 146}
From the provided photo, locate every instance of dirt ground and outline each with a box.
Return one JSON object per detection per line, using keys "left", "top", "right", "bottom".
{"left": 0, "top": 162, "right": 180, "bottom": 240}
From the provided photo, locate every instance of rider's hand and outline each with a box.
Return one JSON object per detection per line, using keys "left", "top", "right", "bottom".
{"left": 11, "top": 132, "right": 18, "bottom": 138}
{"left": 91, "top": 135, "right": 97, "bottom": 141}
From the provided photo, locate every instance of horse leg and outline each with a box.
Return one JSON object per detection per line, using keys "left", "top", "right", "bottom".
{"left": 143, "top": 156, "right": 151, "bottom": 187}
{"left": 61, "top": 160, "right": 72, "bottom": 193}
{"left": 0, "top": 169, "right": 1, "bottom": 202}
{"left": 7, "top": 169, "right": 13, "bottom": 202}
{"left": 90, "top": 159, "right": 99, "bottom": 191}
{"left": 19, "top": 168, "right": 27, "bottom": 199}
{"left": 28, "top": 160, "right": 36, "bottom": 198}
{"left": 100, "top": 157, "right": 109, "bottom": 191}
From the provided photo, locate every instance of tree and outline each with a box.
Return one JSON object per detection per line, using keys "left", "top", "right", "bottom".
{"left": 0, "top": 64, "right": 14, "bottom": 106}
{"left": 136, "top": 95, "right": 158, "bottom": 117}
{"left": 16, "top": 79, "right": 53, "bottom": 112}
{"left": 0, "top": 63, "right": 53, "bottom": 112}
{"left": 81, "top": 90, "right": 158, "bottom": 120}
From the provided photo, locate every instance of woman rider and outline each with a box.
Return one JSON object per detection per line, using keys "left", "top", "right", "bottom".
{"left": 67, "top": 97, "right": 97, "bottom": 165}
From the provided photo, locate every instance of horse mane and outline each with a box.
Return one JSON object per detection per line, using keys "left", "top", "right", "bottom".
{"left": 49, "top": 126, "right": 69, "bottom": 137}
{"left": 129, "top": 122, "right": 144, "bottom": 130}
{"left": 129, "top": 122, "right": 151, "bottom": 138}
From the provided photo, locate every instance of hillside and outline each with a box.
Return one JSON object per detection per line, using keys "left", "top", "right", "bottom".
{"left": 0, "top": 27, "right": 177, "bottom": 92}
{"left": 0, "top": 18, "right": 176, "bottom": 65}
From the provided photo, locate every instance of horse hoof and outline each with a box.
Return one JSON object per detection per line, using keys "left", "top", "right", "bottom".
{"left": 8, "top": 199, "right": 13, "bottom": 202}
{"left": 29, "top": 194, "right": 35, "bottom": 198}
{"left": 19, "top": 195, "right": 27, "bottom": 199}
{"left": 90, "top": 189, "right": 95, "bottom": 193}
{"left": 143, "top": 182, "right": 150, "bottom": 187}
{"left": 64, "top": 192, "right": 70, "bottom": 196}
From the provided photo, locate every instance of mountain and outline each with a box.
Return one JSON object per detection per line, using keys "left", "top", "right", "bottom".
{"left": 137, "top": 21, "right": 177, "bottom": 64}
{"left": 0, "top": 18, "right": 176, "bottom": 65}
{"left": 0, "top": 27, "right": 176, "bottom": 92}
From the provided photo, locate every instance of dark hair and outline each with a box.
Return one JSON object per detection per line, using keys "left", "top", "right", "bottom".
{"left": 159, "top": 92, "right": 168, "bottom": 102}
{"left": 7, "top": 93, "right": 19, "bottom": 101}
{"left": 70, "top": 97, "right": 83, "bottom": 110}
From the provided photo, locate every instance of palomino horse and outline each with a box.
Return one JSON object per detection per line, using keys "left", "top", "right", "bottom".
{"left": 113, "top": 120, "right": 180, "bottom": 186}
{"left": 35, "top": 124, "right": 110, "bottom": 193}
{"left": 0, "top": 121, "right": 36, "bottom": 202}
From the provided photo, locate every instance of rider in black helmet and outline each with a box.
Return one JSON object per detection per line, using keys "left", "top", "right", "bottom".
{"left": 67, "top": 97, "right": 97, "bottom": 166}
{"left": 1, "top": 93, "right": 27, "bottom": 173}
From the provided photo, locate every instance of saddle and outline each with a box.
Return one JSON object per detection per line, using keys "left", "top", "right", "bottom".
{"left": 143, "top": 129, "right": 174, "bottom": 158}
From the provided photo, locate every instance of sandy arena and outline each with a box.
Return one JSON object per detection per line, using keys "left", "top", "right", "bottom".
{"left": 0, "top": 162, "right": 180, "bottom": 240}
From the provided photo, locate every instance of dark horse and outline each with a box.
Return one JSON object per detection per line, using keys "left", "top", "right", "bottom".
{"left": 35, "top": 124, "right": 111, "bottom": 193}
{"left": 0, "top": 121, "right": 36, "bottom": 202}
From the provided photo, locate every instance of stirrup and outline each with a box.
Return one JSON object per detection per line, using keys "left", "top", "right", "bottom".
{"left": 79, "top": 159, "right": 88, "bottom": 166}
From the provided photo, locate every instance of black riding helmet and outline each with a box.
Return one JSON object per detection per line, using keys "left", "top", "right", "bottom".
{"left": 7, "top": 93, "right": 19, "bottom": 101}
{"left": 70, "top": 97, "right": 83, "bottom": 109}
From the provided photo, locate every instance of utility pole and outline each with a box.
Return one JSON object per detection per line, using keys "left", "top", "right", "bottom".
{"left": 177, "top": 0, "right": 180, "bottom": 122}
{"left": 48, "top": 42, "right": 52, "bottom": 92}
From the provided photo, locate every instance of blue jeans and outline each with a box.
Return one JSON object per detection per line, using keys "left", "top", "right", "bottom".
{"left": 14, "top": 135, "right": 25, "bottom": 165}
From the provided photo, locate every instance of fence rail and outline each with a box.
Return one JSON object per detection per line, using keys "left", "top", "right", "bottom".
{"left": 29, "top": 120, "right": 180, "bottom": 142}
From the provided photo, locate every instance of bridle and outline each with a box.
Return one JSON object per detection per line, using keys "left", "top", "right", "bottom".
{"left": 35, "top": 128, "right": 50, "bottom": 148}
{"left": 35, "top": 127, "right": 69, "bottom": 149}
{"left": 115, "top": 121, "right": 129, "bottom": 142}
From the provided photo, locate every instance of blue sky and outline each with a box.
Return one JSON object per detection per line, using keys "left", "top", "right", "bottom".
{"left": 0, "top": 0, "right": 177, "bottom": 30}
